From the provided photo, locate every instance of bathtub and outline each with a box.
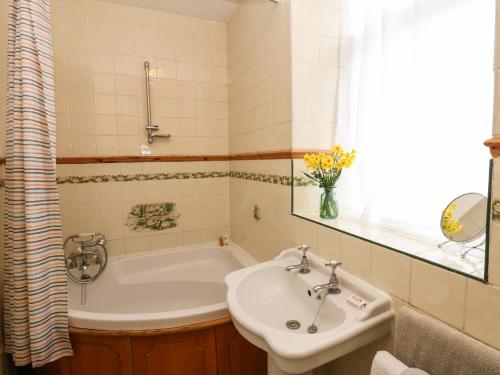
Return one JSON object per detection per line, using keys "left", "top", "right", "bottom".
{"left": 68, "top": 242, "right": 256, "bottom": 331}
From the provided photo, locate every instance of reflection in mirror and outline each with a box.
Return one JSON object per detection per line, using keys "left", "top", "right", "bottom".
{"left": 292, "top": 160, "right": 492, "bottom": 280}
{"left": 439, "top": 193, "right": 487, "bottom": 259}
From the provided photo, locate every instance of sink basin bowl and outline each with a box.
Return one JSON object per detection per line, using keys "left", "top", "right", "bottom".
{"left": 225, "top": 248, "right": 394, "bottom": 374}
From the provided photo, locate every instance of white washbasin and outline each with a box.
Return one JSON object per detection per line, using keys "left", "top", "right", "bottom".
{"left": 225, "top": 248, "right": 394, "bottom": 374}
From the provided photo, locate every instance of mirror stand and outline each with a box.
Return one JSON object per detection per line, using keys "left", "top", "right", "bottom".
{"left": 437, "top": 237, "right": 486, "bottom": 259}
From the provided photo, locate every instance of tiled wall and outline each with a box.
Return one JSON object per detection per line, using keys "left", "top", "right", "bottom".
{"left": 57, "top": 161, "right": 230, "bottom": 256}
{"left": 50, "top": 0, "right": 232, "bottom": 253}
{"left": 52, "top": 0, "right": 228, "bottom": 156}
{"left": 0, "top": 1, "right": 232, "bottom": 256}
{"left": 229, "top": 1, "right": 500, "bottom": 374}
{"left": 230, "top": 159, "right": 500, "bottom": 374}
{"left": 291, "top": 0, "right": 341, "bottom": 149}
{"left": 227, "top": 0, "right": 292, "bottom": 153}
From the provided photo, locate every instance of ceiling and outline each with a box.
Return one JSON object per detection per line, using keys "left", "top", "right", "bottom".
{"left": 102, "top": 0, "right": 243, "bottom": 23}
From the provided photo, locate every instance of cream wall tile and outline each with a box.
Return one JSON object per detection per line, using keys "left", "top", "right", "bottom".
{"left": 371, "top": 245, "right": 410, "bottom": 300}
{"left": 67, "top": 71, "right": 92, "bottom": 93}
{"left": 464, "top": 280, "right": 500, "bottom": 349}
{"left": 70, "top": 114, "right": 94, "bottom": 135}
{"left": 68, "top": 93, "right": 93, "bottom": 114}
{"left": 91, "top": 52, "right": 114, "bottom": 74}
{"left": 96, "top": 136, "right": 119, "bottom": 155}
{"left": 94, "top": 94, "right": 116, "bottom": 115}
{"left": 317, "top": 226, "right": 342, "bottom": 260}
{"left": 93, "top": 73, "right": 115, "bottom": 94}
{"left": 66, "top": 49, "right": 91, "bottom": 72}
{"left": 488, "top": 222, "right": 500, "bottom": 286}
{"left": 72, "top": 135, "right": 96, "bottom": 156}
{"left": 95, "top": 115, "right": 117, "bottom": 135}
{"left": 340, "top": 234, "right": 372, "bottom": 281}
{"left": 410, "top": 259, "right": 466, "bottom": 329}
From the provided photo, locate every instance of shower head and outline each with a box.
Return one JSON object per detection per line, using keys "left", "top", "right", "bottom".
{"left": 269, "top": 0, "right": 280, "bottom": 3}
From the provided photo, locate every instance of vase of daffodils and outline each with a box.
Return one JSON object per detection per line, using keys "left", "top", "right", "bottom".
{"left": 303, "top": 145, "right": 356, "bottom": 219}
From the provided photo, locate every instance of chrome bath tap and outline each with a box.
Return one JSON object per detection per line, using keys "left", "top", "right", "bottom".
{"left": 312, "top": 261, "right": 342, "bottom": 298}
{"left": 285, "top": 245, "right": 311, "bottom": 274}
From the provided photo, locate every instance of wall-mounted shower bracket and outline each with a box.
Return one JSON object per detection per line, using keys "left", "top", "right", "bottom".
{"left": 144, "top": 61, "right": 171, "bottom": 144}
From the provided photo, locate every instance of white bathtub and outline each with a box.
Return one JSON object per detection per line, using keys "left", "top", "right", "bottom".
{"left": 68, "top": 243, "right": 256, "bottom": 331}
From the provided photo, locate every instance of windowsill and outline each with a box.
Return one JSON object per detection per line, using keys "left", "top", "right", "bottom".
{"left": 293, "top": 211, "right": 485, "bottom": 279}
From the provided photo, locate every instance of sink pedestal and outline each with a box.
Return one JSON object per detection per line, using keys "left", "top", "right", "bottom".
{"left": 268, "top": 356, "right": 312, "bottom": 375}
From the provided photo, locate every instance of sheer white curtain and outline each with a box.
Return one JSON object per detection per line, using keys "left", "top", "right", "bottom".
{"left": 336, "top": 0, "right": 495, "bottom": 241}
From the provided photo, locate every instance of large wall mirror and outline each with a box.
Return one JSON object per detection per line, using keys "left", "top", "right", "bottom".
{"left": 291, "top": 0, "right": 495, "bottom": 281}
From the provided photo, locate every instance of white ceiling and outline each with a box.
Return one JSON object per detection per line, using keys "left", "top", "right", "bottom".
{"left": 102, "top": 0, "right": 243, "bottom": 23}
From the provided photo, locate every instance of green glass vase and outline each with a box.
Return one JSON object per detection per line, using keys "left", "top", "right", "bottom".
{"left": 320, "top": 187, "right": 338, "bottom": 219}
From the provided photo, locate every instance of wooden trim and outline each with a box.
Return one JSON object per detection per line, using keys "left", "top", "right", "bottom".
{"left": 0, "top": 150, "right": 327, "bottom": 166}
{"left": 484, "top": 137, "right": 500, "bottom": 158}
{"left": 68, "top": 316, "right": 233, "bottom": 337}
{"left": 229, "top": 150, "right": 294, "bottom": 160}
{"left": 56, "top": 155, "right": 229, "bottom": 164}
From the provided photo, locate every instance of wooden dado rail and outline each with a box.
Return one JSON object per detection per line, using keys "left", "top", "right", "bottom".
{"left": 485, "top": 137, "right": 500, "bottom": 158}
{"left": 0, "top": 150, "right": 320, "bottom": 165}
{"left": 1, "top": 139, "right": 498, "bottom": 165}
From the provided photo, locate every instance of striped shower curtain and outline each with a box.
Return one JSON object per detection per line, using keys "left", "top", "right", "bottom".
{"left": 4, "top": 0, "right": 73, "bottom": 367}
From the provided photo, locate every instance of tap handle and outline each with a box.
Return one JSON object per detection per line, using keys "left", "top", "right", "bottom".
{"left": 325, "top": 260, "right": 342, "bottom": 273}
{"left": 297, "top": 244, "right": 310, "bottom": 256}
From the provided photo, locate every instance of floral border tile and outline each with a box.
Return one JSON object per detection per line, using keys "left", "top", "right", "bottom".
{"left": 229, "top": 171, "right": 312, "bottom": 186}
{"left": 493, "top": 199, "right": 500, "bottom": 222}
{"left": 0, "top": 171, "right": 311, "bottom": 189}
{"left": 57, "top": 171, "right": 229, "bottom": 185}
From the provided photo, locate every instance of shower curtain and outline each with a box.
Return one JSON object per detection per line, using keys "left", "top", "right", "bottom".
{"left": 4, "top": 0, "right": 73, "bottom": 367}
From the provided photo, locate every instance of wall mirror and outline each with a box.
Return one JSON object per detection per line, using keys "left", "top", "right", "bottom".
{"left": 290, "top": 0, "right": 495, "bottom": 281}
{"left": 292, "top": 161, "right": 492, "bottom": 281}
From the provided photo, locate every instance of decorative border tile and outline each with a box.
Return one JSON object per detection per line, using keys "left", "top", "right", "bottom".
{"left": 229, "top": 171, "right": 312, "bottom": 186}
{"left": 493, "top": 199, "right": 500, "bottom": 222}
{"left": 57, "top": 171, "right": 230, "bottom": 185}
{"left": 0, "top": 171, "right": 312, "bottom": 188}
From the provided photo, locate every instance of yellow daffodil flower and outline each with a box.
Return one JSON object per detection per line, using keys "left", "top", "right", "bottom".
{"left": 331, "top": 145, "right": 343, "bottom": 155}
{"left": 320, "top": 155, "right": 334, "bottom": 170}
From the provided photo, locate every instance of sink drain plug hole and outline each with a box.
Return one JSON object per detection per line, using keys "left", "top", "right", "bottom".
{"left": 285, "top": 320, "right": 301, "bottom": 330}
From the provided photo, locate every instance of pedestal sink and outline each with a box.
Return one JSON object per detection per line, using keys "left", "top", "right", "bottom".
{"left": 225, "top": 248, "right": 394, "bottom": 375}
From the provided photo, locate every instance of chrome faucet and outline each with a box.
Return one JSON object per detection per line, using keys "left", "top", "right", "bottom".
{"left": 285, "top": 245, "right": 311, "bottom": 274}
{"left": 312, "top": 260, "right": 342, "bottom": 298}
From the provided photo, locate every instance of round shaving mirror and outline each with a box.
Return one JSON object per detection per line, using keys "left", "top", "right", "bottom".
{"left": 439, "top": 193, "right": 487, "bottom": 257}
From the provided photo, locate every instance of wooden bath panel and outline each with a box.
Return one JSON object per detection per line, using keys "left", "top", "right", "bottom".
{"left": 36, "top": 318, "right": 267, "bottom": 375}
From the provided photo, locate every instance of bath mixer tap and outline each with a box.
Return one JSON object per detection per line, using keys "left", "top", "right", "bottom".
{"left": 285, "top": 245, "right": 311, "bottom": 274}
{"left": 64, "top": 233, "right": 108, "bottom": 284}
{"left": 312, "top": 260, "right": 342, "bottom": 298}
